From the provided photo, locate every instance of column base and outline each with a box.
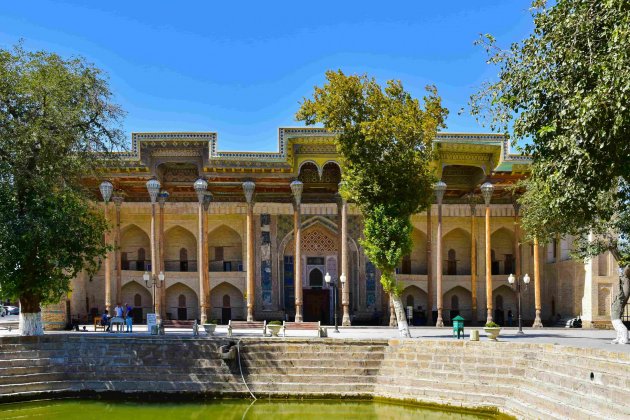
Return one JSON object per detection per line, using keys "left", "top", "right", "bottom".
{"left": 200, "top": 314, "right": 208, "bottom": 325}
{"left": 295, "top": 305, "right": 303, "bottom": 323}
{"left": 435, "top": 309, "right": 444, "bottom": 327}
{"left": 532, "top": 311, "right": 543, "bottom": 328}
{"left": 486, "top": 309, "right": 493, "bottom": 325}
{"left": 342, "top": 316, "right": 351, "bottom": 326}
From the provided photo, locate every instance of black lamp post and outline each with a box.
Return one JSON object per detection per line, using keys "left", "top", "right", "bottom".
{"left": 508, "top": 272, "right": 530, "bottom": 334}
{"left": 325, "top": 272, "right": 346, "bottom": 333}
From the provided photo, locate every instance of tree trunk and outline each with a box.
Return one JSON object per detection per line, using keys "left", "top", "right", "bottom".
{"left": 611, "top": 266, "right": 629, "bottom": 345}
{"left": 19, "top": 294, "right": 43, "bottom": 336}
{"left": 391, "top": 294, "right": 411, "bottom": 338}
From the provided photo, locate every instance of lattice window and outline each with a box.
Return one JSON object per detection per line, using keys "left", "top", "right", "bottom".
{"left": 302, "top": 229, "right": 338, "bottom": 253}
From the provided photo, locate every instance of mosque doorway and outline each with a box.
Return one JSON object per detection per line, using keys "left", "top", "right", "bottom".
{"left": 304, "top": 288, "right": 330, "bottom": 324}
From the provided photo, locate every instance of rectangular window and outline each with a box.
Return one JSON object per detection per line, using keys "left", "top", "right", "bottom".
{"left": 307, "top": 257, "right": 325, "bottom": 265}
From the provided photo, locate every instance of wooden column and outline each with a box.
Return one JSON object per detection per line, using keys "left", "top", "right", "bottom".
{"left": 533, "top": 237, "right": 543, "bottom": 327}
{"left": 513, "top": 202, "right": 521, "bottom": 279}
{"left": 246, "top": 202, "right": 255, "bottom": 321}
{"left": 197, "top": 201, "right": 207, "bottom": 324}
{"left": 341, "top": 199, "right": 350, "bottom": 326}
{"left": 158, "top": 194, "right": 167, "bottom": 320}
{"left": 150, "top": 201, "right": 159, "bottom": 315}
{"left": 104, "top": 202, "right": 112, "bottom": 313}
{"left": 113, "top": 196, "right": 124, "bottom": 308}
{"left": 485, "top": 203, "right": 493, "bottom": 323}
{"left": 203, "top": 197, "right": 211, "bottom": 322}
{"left": 243, "top": 181, "right": 256, "bottom": 322}
{"left": 435, "top": 200, "right": 444, "bottom": 327}
{"left": 469, "top": 199, "right": 477, "bottom": 324}
{"left": 291, "top": 180, "right": 304, "bottom": 322}
{"left": 426, "top": 207, "right": 433, "bottom": 325}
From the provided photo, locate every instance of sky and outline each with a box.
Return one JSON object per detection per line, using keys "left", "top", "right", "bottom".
{"left": 0, "top": 1, "right": 534, "bottom": 152}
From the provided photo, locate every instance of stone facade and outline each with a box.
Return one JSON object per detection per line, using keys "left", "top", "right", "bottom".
{"left": 55, "top": 128, "right": 616, "bottom": 328}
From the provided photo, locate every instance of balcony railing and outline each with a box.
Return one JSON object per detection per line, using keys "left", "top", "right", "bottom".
{"left": 210, "top": 260, "right": 243, "bottom": 272}
{"left": 164, "top": 260, "right": 198, "bottom": 272}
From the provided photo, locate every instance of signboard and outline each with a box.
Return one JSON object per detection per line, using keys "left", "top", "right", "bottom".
{"left": 146, "top": 313, "right": 158, "bottom": 334}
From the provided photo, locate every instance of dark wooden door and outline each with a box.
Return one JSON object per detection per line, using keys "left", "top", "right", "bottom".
{"left": 221, "top": 308, "right": 231, "bottom": 324}
{"left": 303, "top": 289, "right": 330, "bottom": 324}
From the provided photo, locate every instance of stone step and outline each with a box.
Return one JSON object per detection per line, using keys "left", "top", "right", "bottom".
{"left": 240, "top": 358, "right": 382, "bottom": 369}
{"left": 240, "top": 351, "right": 385, "bottom": 360}
{"left": 0, "top": 358, "right": 61, "bottom": 368}
{"left": 244, "top": 366, "right": 380, "bottom": 376}
{"left": 0, "top": 372, "right": 66, "bottom": 385}
{"left": 244, "top": 373, "right": 377, "bottom": 385}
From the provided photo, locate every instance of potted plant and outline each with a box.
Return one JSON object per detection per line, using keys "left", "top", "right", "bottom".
{"left": 267, "top": 320, "right": 283, "bottom": 337}
{"left": 484, "top": 321, "right": 501, "bottom": 341}
{"left": 203, "top": 319, "right": 218, "bottom": 336}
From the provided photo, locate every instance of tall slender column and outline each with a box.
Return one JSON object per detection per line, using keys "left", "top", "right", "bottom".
{"left": 146, "top": 178, "right": 161, "bottom": 316}
{"left": 113, "top": 196, "right": 124, "bottom": 308}
{"left": 340, "top": 199, "right": 350, "bottom": 326}
{"left": 202, "top": 194, "right": 212, "bottom": 322}
{"left": 194, "top": 178, "right": 208, "bottom": 324}
{"left": 243, "top": 181, "right": 256, "bottom": 322}
{"left": 533, "top": 237, "right": 543, "bottom": 327}
{"left": 481, "top": 182, "right": 495, "bottom": 324}
{"left": 434, "top": 181, "right": 446, "bottom": 327}
{"left": 426, "top": 207, "right": 433, "bottom": 325}
{"left": 513, "top": 202, "right": 521, "bottom": 279}
{"left": 157, "top": 192, "right": 168, "bottom": 319}
{"left": 291, "top": 180, "right": 304, "bottom": 322}
{"left": 104, "top": 203, "right": 112, "bottom": 312}
{"left": 469, "top": 196, "right": 478, "bottom": 324}
{"left": 99, "top": 181, "right": 114, "bottom": 313}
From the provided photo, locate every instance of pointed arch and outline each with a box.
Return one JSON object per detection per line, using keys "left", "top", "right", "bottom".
{"left": 442, "top": 228, "right": 471, "bottom": 275}
{"left": 208, "top": 225, "right": 243, "bottom": 272}
{"left": 444, "top": 285, "right": 472, "bottom": 322}
{"left": 121, "top": 280, "right": 152, "bottom": 323}
{"left": 491, "top": 227, "right": 515, "bottom": 275}
{"left": 164, "top": 226, "right": 197, "bottom": 272}
{"left": 120, "top": 224, "right": 151, "bottom": 271}
{"left": 165, "top": 282, "right": 198, "bottom": 321}
{"left": 211, "top": 281, "right": 245, "bottom": 322}
{"left": 492, "top": 284, "right": 516, "bottom": 326}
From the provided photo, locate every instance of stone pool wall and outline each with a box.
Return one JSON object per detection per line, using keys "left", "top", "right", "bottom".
{"left": 0, "top": 335, "right": 628, "bottom": 419}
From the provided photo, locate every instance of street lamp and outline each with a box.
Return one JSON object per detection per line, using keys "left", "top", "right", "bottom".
{"left": 144, "top": 271, "right": 165, "bottom": 315}
{"left": 325, "top": 272, "right": 345, "bottom": 333}
{"left": 507, "top": 272, "right": 530, "bottom": 334}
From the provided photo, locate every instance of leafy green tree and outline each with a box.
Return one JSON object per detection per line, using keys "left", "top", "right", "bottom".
{"left": 471, "top": 0, "right": 630, "bottom": 342}
{"left": 0, "top": 44, "right": 125, "bottom": 335}
{"left": 297, "top": 70, "right": 447, "bottom": 336}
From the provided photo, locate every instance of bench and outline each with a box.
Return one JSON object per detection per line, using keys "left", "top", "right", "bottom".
{"left": 109, "top": 317, "right": 125, "bottom": 332}
{"left": 227, "top": 320, "right": 267, "bottom": 337}
{"left": 94, "top": 316, "right": 106, "bottom": 332}
{"left": 161, "top": 319, "right": 198, "bottom": 335}
{"left": 282, "top": 321, "right": 322, "bottom": 337}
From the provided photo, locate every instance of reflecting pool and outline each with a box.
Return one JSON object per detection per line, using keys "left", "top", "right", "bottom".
{"left": 0, "top": 399, "right": 505, "bottom": 419}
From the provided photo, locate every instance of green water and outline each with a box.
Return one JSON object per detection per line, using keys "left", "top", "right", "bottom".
{"left": 0, "top": 399, "right": 500, "bottom": 419}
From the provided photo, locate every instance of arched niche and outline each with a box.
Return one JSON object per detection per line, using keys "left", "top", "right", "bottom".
{"left": 120, "top": 224, "right": 151, "bottom": 271}
{"left": 492, "top": 284, "right": 516, "bottom": 326}
{"left": 211, "top": 282, "right": 245, "bottom": 323}
{"left": 208, "top": 225, "right": 243, "bottom": 272}
{"left": 399, "top": 229, "right": 428, "bottom": 275}
{"left": 491, "top": 227, "right": 515, "bottom": 275}
{"left": 442, "top": 228, "right": 471, "bottom": 275}
{"left": 165, "top": 282, "right": 198, "bottom": 321}
{"left": 444, "top": 286, "right": 472, "bottom": 322}
{"left": 321, "top": 161, "right": 341, "bottom": 184}
{"left": 164, "top": 226, "right": 197, "bottom": 272}
{"left": 121, "top": 280, "right": 152, "bottom": 323}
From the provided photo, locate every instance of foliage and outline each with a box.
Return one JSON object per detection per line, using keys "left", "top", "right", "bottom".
{"left": 297, "top": 70, "right": 447, "bottom": 295}
{"left": 484, "top": 321, "right": 500, "bottom": 328}
{"left": 0, "top": 43, "right": 126, "bottom": 316}
{"left": 268, "top": 320, "right": 282, "bottom": 326}
{"left": 209, "top": 319, "right": 219, "bottom": 325}
{"left": 470, "top": 0, "right": 630, "bottom": 265}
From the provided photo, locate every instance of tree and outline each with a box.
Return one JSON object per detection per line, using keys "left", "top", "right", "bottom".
{"left": 297, "top": 70, "right": 448, "bottom": 336}
{"left": 471, "top": 1, "right": 630, "bottom": 342}
{"left": 0, "top": 44, "right": 125, "bottom": 335}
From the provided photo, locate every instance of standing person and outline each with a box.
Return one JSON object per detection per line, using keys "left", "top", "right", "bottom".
{"left": 115, "top": 303, "right": 123, "bottom": 318}
{"left": 125, "top": 313, "right": 133, "bottom": 333}
{"left": 101, "top": 310, "right": 110, "bottom": 332}
{"left": 125, "top": 302, "right": 133, "bottom": 319}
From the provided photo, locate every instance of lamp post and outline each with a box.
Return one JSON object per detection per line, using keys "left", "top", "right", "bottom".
{"left": 144, "top": 271, "right": 165, "bottom": 315}
{"left": 434, "top": 180, "right": 446, "bottom": 328}
{"left": 99, "top": 181, "right": 113, "bottom": 312}
{"left": 481, "top": 181, "right": 494, "bottom": 323}
{"left": 325, "top": 272, "right": 345, "bottom": 333}
{"left": 507, "top": 272, "right": 530, "bottom": 334}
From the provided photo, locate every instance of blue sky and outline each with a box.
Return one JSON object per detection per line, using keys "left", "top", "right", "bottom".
{"left": 0, "top": 1, "right": 533, "bottom": 152}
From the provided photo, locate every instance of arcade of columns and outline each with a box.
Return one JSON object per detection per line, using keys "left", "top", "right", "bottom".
{"left": 98, "top": 177, "right": 543, "bottom": 327}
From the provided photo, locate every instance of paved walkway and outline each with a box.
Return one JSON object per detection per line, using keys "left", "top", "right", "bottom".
{"left": 1, "top": 316, "right": 627, "bottom": 353}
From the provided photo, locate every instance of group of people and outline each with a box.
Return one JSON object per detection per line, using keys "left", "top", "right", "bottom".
{"left": 100, "top": 303, "right": 134, "bottom": 333}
